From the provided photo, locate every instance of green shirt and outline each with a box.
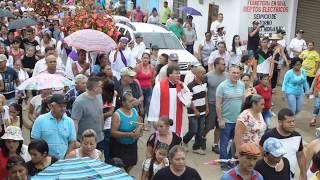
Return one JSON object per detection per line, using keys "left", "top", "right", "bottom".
{"left": 216, "top": 79, "right": 244, "bottom": 123}
{"left": 169, "top": 24, "right": 183, "bottom": 40}
{"left": 160, "top": 7, "right": 171, "bottom": 24}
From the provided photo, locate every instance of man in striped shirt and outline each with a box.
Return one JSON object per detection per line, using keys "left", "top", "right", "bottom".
{"left": 182, "top": 66, "right": 207, "bottom": 155}
{"left": 216, "top": 65, "right": 245, "bottom": 171}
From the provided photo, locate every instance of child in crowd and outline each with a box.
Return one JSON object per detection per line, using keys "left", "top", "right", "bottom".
{"left": 255, "top": 74, "right": 273, "bottom": 129}
{"left": 240, "top": 55, "right": 252, "bottom": 75}
{"left": 141, "top": 142, "right": 169, "bottom": 180}
{"left": 7, "top": 103, "right": 22, "bottom": 129}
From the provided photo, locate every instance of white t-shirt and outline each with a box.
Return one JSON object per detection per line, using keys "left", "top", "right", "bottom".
{"left": 1, "top": 106, "right": 10, "bottom": 128}
{"left": 131, "top": 42, "right": 146, "bottom": 62}
{"left": 148, "top": 15, "right": 160, "bottom": 24}
{"left": 289, "top": 37, "right": 307, "bottom": 58}
{"left": 142, "top": 158, "right": 168, "bottom": 175}
{"left": 103, "top": 93, "right": 117, "bottom": 130}
{"left": 30, "top": 95, "right": 43, "bottom": 117}
{"left": 208, "top": 50, "right": 231, "bottom": 68}
{"left": 32, "top": 57, "right": 65, "bottom": 77}
{"left": 210, "top": 20, "right": 225, "bottom": 34}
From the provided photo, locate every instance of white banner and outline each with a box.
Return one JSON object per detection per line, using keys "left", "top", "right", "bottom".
{"left": 239, "top": 0, "right": 294, "bottom": 40}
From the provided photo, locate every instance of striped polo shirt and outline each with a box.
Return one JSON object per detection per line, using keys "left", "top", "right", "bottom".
{"left": 216, "top": 79, "right": 244, "bottom": 123}
{"left": 187, "top": 80, "right": 207, "bottom": 117}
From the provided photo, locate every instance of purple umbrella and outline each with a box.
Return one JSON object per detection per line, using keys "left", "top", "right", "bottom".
{"left": 178, "top": 6, "right": 202, "bottom": 16}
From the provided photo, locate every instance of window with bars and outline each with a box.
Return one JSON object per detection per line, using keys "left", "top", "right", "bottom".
{"left": 173, "top": 0, "right": 187, "bottom": 20}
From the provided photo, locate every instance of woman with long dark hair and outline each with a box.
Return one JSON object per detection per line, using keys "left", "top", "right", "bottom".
{"left": 101, "top": 79, "right": 117, "bottom": 163}
{"left": 92, "top": 53, "right": 108, "bottom": 76}
{"left": 229, "top": 35, "right": 245, "bottom": 66}
{"left": 0, "top": 126, "right": 30, "bottom": 179}
{"left": 26, "top": 139, "right": 58, "bottom": 176}
{"left": 234, "top": 95, "right": 266, "bottom": 156}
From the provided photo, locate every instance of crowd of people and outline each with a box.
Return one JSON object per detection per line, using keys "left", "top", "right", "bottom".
{"left": 0, "top": 0, "right": 319, "bottom": 180}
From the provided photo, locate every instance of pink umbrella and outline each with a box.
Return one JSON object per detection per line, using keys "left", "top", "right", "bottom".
{"left": 17, "top": 74, "right": 74, "bottom": 90}
{"left": 64, "top": 29, "right": 117, "bottom": 52}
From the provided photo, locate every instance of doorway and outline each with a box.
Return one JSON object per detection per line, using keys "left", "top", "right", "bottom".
{"left": 207, "top": 3, "right": 219, "bottom": 32}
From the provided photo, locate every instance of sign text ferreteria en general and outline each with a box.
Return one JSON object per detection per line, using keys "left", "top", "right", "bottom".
{"left": 239, "top": 0, "right": 293, "bottom": 40}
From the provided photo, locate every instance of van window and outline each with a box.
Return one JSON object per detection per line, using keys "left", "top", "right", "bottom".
{"left": 141, "top": 32, "right": 184, "bottom": 49}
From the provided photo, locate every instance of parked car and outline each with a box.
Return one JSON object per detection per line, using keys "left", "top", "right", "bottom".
{"left": 115, "top": 22, "right": 199, "bottom": 76}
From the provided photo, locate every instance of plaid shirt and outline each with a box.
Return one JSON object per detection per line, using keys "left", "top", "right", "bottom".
{"left": 65, "top": 87, "right": 80, "bottom": 117}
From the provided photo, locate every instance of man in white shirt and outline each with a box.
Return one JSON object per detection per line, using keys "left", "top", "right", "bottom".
{"left": 131, "top": 33, "right": 146, "bottom": 64}
{"left": 210, "top": 13, "right": 225, "bottom": 36}
{"left": 110, "top": 37, "right": 134, "bottom": 80}
{"left": 208, "top": 42, "right": 230, "bottom": 71}
{"left": 289, "top": 30, "right": 307, "bottom": 58}
{"left": 32, "top": 47, "right": 65, "bottom": 77}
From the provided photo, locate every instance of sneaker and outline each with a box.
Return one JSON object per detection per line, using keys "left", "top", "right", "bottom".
{"left": 212, "top": 144, "right": 220, "bottom": 154}
{"left": 182, "top": 143, "right": 189, "bottom": 152}
{"left": 193, "top": 149, "right": 206, "bottom": 155}
{"left": 201, "top": 138, "right": 207, "bottom": 150}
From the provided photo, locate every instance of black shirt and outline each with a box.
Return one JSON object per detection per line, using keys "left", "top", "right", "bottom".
{"left": 26, "top": 156, "right": 58, "bottom": 176}
{"left": 147, "top": 132, "right": 182, "bottom": 152}
{"left": 247, "top": 28, "right": 260, "bottom": 52}
{"left": 255, "top": 157, "right": 291, "bottom": 180}
{"left": 152, "top": 166, "right": 201, "bottom": 180}
{"left": 21, "top": 55, "right": 37, "bottom": 69}
{"left": 0, "top": 67, "right": 18, "bottom": 99}
{"left": 21, "top": 38, "right": 39, "bottom": 51}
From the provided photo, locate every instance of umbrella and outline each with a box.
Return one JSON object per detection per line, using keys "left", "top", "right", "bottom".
{"left": 8, "top": 18, "right": 37, "bottom": 30}
{"left": 0, "top": 9, "right": 15, "bottom": 18}
{"left": 31, "top": 157, "right": 134, "bottom": 180}
{"left": 17, "top": 74, "right": 74, "bottom": 90}
{"left": 178, "top": 6, "right": 202, "bottom": 16}
{"left": 64, "top": 29, "right": 117, "bottom": 52}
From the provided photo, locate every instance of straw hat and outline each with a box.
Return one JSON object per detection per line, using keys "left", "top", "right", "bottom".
{"left": 269, "top": 33, "right": 281, "bottom": 40}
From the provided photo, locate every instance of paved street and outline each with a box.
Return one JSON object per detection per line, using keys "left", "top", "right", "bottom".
{"left": 21, "top": 87, "right": 316, "bottom": 180}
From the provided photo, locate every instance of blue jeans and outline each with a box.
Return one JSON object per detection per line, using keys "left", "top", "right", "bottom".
{"left": 262, "top": 109, "right": 272, "bottom": 129}
{"left": 142, "top": 88, "right": 152, "bottom": 122}
{"left": 183, "top": 115, "right": 206, "bottom": 150}
{"left": 286, "top": 94, "right": 304, "bottom": 114}
{"left": 219, "top": 123, "right": 236, "bottom": 160}
{"left": 186, "top": 44, "right": 194, "bottom": 54}
{"left": 103, "top": 129, "right": 111, "bottom": 163}
{"left": 313, "top": 96, "right": 320, "bottom": 117}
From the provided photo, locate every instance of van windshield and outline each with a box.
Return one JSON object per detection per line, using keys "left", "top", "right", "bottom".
{"left": 141, "top": 32, "right": 184, "bottom": 49}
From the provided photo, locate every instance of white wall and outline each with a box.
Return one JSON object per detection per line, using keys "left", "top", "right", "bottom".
{"left": 158, "top": 0, "right": 298, "bottom": 53}
{"left": 187, "top": 0, "right": 241, "bottom": 50}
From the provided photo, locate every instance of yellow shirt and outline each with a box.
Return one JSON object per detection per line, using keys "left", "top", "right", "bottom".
{"left": 299, "top": 50, "right": 320, "bottom": 77}
{"left": 311, "top": 171, "right": 320, "bottom": 180}
{"left": 8, "top": 116, "right": 20, "bottom": 128}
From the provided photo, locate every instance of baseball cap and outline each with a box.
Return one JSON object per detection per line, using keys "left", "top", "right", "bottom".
{"left": 120, "top": 67, "right": 136, "bottom": 77}
{"left": 48, "top": 94, "right": 68, "bottom": 104}
{"left": 151, "top": 45, "right": 159, "bottom": 51}
{"left": 263, "top": 137, "right": 286, "bottom": 157}
{"left": 296, "top": 29, "right": 304, "bottom": 34}
{"left": 1, "top": 126, "right": 24, "bottom": 141}
{"left": 239, "top": 143, "right": 261, "bottom": 157}
{"left": 0, "top": 54, "right": 8, "bottom": 62}
{"left": 169, "top": 53, "right": 179, "bottom": 61}
{"left": 276, "top": 29, "right": 286, "bottom": 35}
{"left": 134, "top": 33, "right": 143, "bottom": 38}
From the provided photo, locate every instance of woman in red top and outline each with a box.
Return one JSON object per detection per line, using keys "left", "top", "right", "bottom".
{"left": 136, "top": 53, "right": 154, "bottom": 127}
{"left": 255, "top": 74, "right": 272, "bottom": 129}
{"left": 310, "top": 70, "right": 320, "bottom": 126}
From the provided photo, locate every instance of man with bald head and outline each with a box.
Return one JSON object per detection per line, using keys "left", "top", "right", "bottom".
{"left": 182, "top": 65, "right": 208, "bottom": 155}
{"left": 39, "top": 54, "right": 65, "bottom": 76}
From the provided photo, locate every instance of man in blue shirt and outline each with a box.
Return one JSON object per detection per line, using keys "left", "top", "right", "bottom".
{"left": 220, "top": 143, "right": 263, "bottom": 180}
{"left": 31, "top": 94, "right": 77, "bottom": 159}
{"left": 216, "top": 65, "right": 244, "bottom": 170}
